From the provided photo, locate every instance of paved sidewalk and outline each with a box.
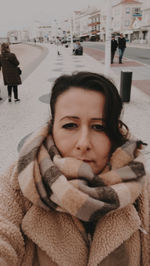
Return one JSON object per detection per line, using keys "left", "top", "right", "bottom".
{"left": 0, "top": 43, "right": 150, "bottom": 175}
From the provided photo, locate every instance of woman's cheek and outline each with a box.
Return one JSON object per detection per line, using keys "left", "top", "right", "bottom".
{"left": 53, "top": 131, "right": 73, "bottom": 156}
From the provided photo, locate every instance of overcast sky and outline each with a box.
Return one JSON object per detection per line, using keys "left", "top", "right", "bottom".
{"left": 0, "top": 0, "right": 106, "bottom": 36}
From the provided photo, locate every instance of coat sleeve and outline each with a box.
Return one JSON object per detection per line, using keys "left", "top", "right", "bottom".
{"left": 0, "top": 165, "right": 26, "bottom": 265}
{"left": 8, "top": 53, "right": 20, "bottom": 66}
{"left": 124, "top": 39, "right": 126, "bottom": 48}
{"left": 136, "top": 174, "right": 150, "bottom": 265}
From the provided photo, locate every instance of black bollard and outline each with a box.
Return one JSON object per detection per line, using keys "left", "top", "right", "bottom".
{"left": 120, "top": 71, "right": 132, "bottom": 102}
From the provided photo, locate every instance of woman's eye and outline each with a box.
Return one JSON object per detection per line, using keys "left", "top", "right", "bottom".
{"left": 62, "top": 123, "right": 77, "bottom": 129}
{"left": 92, "top": 124, "right": 106, "bottom": 131}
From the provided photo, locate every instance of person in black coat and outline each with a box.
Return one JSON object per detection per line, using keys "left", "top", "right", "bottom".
{"left": 0, "top": 43, "right": 21, "bottom": 102}
{"left": 111, "top": 35, "right": 118, "bottom": 64}
{"left": 118, "top": 34, "right": 126, "bottom": 64}
{"left": 73, "top": 41, "right": 83, "bottom": 56}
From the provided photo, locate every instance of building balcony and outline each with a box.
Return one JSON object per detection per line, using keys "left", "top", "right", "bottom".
{"left": 88, "top": 22, "right": 100, "bottom": 27}
{"left": 80, "top": 32, "right": 90, "bottom": 37}
{"left": 90, "top": 30, "right": 100, "bottom": 35}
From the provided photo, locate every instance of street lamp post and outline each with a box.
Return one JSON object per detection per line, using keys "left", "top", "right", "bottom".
{"left": 70, "top": 17, "right": 73, "bottom": 49}
{"left": 104, "top": 0, "right": 112, "bottom": 76}
{"left": 53, "top": 19, "right": 60, "bottom": 55}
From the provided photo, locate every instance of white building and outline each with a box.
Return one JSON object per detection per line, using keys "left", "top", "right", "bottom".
{"left": 112, "top": 0, "right": 142, "bottom": 42}
{"left": 88, "top": 8, "right": 101, "bottom": 41}
{"left": 60, "top": 18, "right": 72, "bottom": 41}
{"left": 99, "top": 4, "right": 107, "bottom": 42}
{"left": 78, "top": 7, "right": 91, "bottom": 40}
{"left": 72, "top": 6, "right": 100, "bottom": 41}
{"left": 29, "top": 21, "right": 52, "bottom": 42}
{"left": 7, "top": 31, "right": 22, "bottom": 44}
{"left": 73, "top": 11, "right": 81, "bottom": 39}
{"left": 141, "top": 0, "right": 150, "bottom": 44}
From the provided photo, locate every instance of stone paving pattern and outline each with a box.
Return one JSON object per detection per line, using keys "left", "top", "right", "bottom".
{"left": 0, "top": 43, "right": 150, "bottom": 175}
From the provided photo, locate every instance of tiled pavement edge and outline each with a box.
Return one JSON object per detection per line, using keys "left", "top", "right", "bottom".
{"left": 0, "top": 43, "right": 150, "bottom": 174}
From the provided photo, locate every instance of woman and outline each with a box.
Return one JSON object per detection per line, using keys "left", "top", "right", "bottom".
{"left": 0, "top": 72, "right": 149, "bottom": 265}
{"left": 0, "top": 42, "right": 21, "bottom": 102}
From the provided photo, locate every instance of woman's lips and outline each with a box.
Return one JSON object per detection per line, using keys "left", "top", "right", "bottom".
{"left": 77, "top": 158, "right": 95, "bottom": 163}
{"left": 83, "top": 160, "right": 94, "bottom": 163}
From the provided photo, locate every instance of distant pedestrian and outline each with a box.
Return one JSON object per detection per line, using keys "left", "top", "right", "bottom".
{"left": 34, "top": 38, "right": 36, "bottom": 45}
{"left": 111, "top": 35, "right": 118, "bottom": 64}
{"left": 0, "top": 43, "right": 21, "bottom": 102}
{"left": 0, "top": 92, "right": 2, "bottom": 101}
{"left": 73, "top": 41, "right": 83, "bottom": 55}
{"left": 56, "top": 38, "right": 61, "bottom": 55}
{"left": 73, "top": 41, "right": 79, "bottom": 54}
{"left": 118, "top": 33, "right": 126, "bottom": 64}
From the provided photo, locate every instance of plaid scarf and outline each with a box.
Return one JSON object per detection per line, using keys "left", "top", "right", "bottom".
{"left": 17, "top": 123, "right": 146, "bottom": 222}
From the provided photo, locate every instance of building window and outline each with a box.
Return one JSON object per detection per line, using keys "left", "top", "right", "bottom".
{"left": 135, "top": 8, "right": 140, "bottom": 14}
{"left": 132, "top": 7, "right": 141, "bottom": 16}
{"left": 126, "top": 7, "right": 130, "bottom": 14}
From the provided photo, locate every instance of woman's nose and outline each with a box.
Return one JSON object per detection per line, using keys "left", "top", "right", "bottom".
{"left": 76, "top": 128, "right": 91, "bottom": 152}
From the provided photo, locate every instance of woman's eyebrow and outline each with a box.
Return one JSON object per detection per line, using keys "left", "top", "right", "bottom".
{"left": 60, "top": 116, "right": 79, "bottom": 121}
{"left": 60, "top": 116, "right": 104, "bottom": 121}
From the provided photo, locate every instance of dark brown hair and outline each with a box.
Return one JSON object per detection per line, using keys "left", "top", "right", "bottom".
{"left": 50, "top": 71, "right": 128, "bottom": 150}
{"left": 1, "top": 43, "right": 10, "bottom": 54}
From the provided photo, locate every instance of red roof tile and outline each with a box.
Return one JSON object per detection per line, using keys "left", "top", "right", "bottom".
{"left": 121, "top": 0, "right": 141, "bottom": 4}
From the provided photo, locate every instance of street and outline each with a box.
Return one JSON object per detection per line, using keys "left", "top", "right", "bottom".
{"left": 82, "top": 41, "right": 150, "bottom": 65}
{"left": 82, "top": 41, "right": 150, "bottom": 97}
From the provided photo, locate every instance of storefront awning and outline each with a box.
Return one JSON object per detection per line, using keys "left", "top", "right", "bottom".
{"left": 123, "top": 30, "right": 133, "bottom": 34}
{"left": 140, "top": 27, "right": 149, "bottom": 31}
{"left": 80, "top": 34, "right": 89, "bottom": 37}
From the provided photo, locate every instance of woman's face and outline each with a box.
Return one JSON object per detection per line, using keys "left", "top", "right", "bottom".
{"left": 52, "top": 87, "right": 112, "bottom": 174}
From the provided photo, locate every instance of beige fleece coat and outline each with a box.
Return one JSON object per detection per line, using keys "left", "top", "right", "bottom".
{"left": 0, "top": 163, "right": 149, "bottom": 266}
